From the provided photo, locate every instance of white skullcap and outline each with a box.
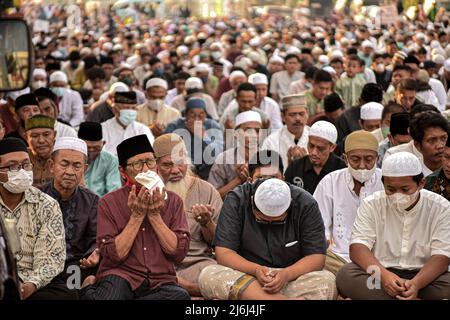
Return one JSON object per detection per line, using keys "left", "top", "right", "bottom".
{"left": 382, "top": 152, "right": 422, "bottom": 177}
{"left": 210, "top": 42, "right": 224, "bottom": 51}
{"left": 135, "top": 43, "right": 145, "bottom": 50}
{"left": 360, "top": 102, "right": 384, "bottom": 120}
{"left": 6, "top": 87, "right": 30, "bottom": 100}
{"left": 432, "top": 54, "right": 445, "bottom": 65}
{"left": 430, "top": 40, "right": 441, "bottom": 49}
{"left": 432, "top": 47, "right": 446, "bottom": 57}
{"left": 195, "top": 63, "right": 210, "bottom": 73}
{"left": 216, "top": 22, "right": 227, "bottom": 29}
{"left": 254, "top": 179, "right": 291, "bottom": 217}
{"left": 112, "top": 44, "right": 123, "bottom": 51}
{"left": 318, "top": 55, "right": 329, "bottom": 65}
{"left": 286, "top": 46, "right": 301, "bottom": 55}
{"left": 340, "top": 37, "right": 349, "bottom": 45}
{"left": 80, "top": 47, "right": 92, "bottom": 56}
{"left": 186, "top": 77, "right": 203, "bottom": 90}
{"left": 33, "top": 68, "right": 47, "bottom": 78}
{"left": 135, "top": 170, "right": 167, "bottom": 199}
{"left": 53, "top": 137, "right": 87, "bottom": 156}
{"left": 113, "top": 37, "right": 121, "bottom": 44}
{"left": 322, "top": 66, "right": 336, "bottom": 75}
{"left": 50, "top": 51, "right": 63, "bottom": 59}
{"left": 331, "top": 50, "right": 344, "bottom": 59}
{"left": 126, "top": 56, "right": 140, "bottom": 69}
{"left": 229, "top": 70, "right": 247, "bottom": 82}
{"left": 444, "top": 59, "right": 450, "bottom": 72}
{"left": 145, "top": 78, "right": 168, "bottom": 90}
{"left": 109, "top": 82, "right": 129, "bottom": 94}
{"left": 310, "top": 120, "right": 338, "bottom": 144}
{"left": 270, "top": 55, "right": 284, "bottom": 64}
{"left": 416, "top": 32, "right": 426, "bottom": 41}
{"left": 102, "top": 42, "right": 113, "bottom": 51}
{"left": 176, "top": 45, "right": 189, "bottom": 56}
{"left": 248, "top": 73, "right": 268, "bottom": 85}
{"left": 362, "top": 40, "right": 374, "bottom": 49}
{"left": 248, "top": 51, "right": 261, "bottom": 62}
{"left": 235, "top": 57, "right": 252, "bottom": 70}
{"left": 235, "top": 110, "right": 262, "bottom": 128}
{"left": 249, "top": 37, "right": 260, "bottom": 47}
{"left": 49, "top": 71, "right": 68, "bottom": 84}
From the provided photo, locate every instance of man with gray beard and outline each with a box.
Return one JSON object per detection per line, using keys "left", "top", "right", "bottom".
{"left": 153, "top": 133, "right": 223, "bottom": 297}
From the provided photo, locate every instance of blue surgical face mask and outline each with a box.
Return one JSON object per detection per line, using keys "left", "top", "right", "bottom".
{"left": 51, "top": 87, "right": 66, "bottom": 98}
{"left": 119, "top": 109, "right": 137, "bottom": 126}
{"left": 154, "top": 68, "right": 164, "bottom": 76}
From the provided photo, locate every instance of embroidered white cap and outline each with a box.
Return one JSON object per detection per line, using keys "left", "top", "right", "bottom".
{"left": 145, "top": 78, "right": 168, "bottom": 90}
{"left": 360, "top": 102, "right": 384, "bottom": 120}
{"left": 53, "top": 137, "right": 87, "bottom": 156}
{"left": 310, "top": 121, "right": 338, "bottom": 144}
{"left": 382, "top": 152, "right": 422, "bottom": 177}
{"left": 254, "top": 178, "right": 291, "bottom": 217}
{"left": 235, "top": 110, "right": 262, "bottom": 129}
{"left": 248, "top": 73, "right": 268, "bottom": 85}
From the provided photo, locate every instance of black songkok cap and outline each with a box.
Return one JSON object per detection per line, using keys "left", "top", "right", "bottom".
{"left": 0, "top": 137, "right": 28, "bottom": 155}
{"left": 117, "top": 134, "right": 154, "bottom": 167}
{"left": 78, "top": 122, "right": 103, "bottom": 141}
{"left": 114, "top": 91, "right": 137, "bottom": 105}
{"left": 15, "top": 93, "right": 39, "bottom": 111}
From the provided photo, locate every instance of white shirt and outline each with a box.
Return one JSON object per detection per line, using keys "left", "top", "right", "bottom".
{"left": 313, "top": 168, "right": 384, "bottom": 262}
{"left": 59, "top": 89, "right": 84, "bottom": 128}
{"left": 224, "top": 97, "right": 283, "bottom": 130}
{"left": 270, "top": 70, "right": 304, "bottom": 100}
{"left": 55, "top": 121, "right": 77, "bottom": 139}
{"left": 416, "top": 89, "right": 440, "bottom": 110}
{"left": 428, "top": 78, "right": 447, "bottom": 111}
{"left": 101, "top": 118, "right": 155, "bottom": 156}
{"left": 383, "top": 140, "right": 433, "bottom": 177}
{"left": 351, "top": 190, "right": 450, "bottom": 270}
{"left": 261, "top": 125, "right": 310, "bottom": 170}
{"left": 164, "top": 88, "right": 179, "bottom": 106}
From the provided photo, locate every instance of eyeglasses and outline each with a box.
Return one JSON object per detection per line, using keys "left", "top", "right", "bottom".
{"left": 0, "top": 162, "right": 33, "bottom": 172}
{"left": 126, "top": 158, "right": 157, "bottom": 171}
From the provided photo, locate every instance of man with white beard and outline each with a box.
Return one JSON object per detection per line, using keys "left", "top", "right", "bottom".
{"left": 153, "top": 133, "right": 223, "bottom": 297}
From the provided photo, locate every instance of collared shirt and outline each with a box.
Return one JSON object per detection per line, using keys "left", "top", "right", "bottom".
{"left": 96, "top": 187, "right": 190, "bottom": 290}
{"left": 351, "top": 190, "right": 450, "bottom": 270}
{"left": 136, "top": 102, "right": 181, "bottom": 127}
{"left": 101, "top": 118, "right": 155, "bottom": 156}
{"left": 84, "top": 150, "right": 122, "bottom": 197}
{"left": 29, "top": 151, "right": 53, "bottom": 187}
{"left": 285, "top": 153, "right": 347, "bottom": 195}
{"left": 171, "top": 93, "right": 219, "bottom": 121}
{"left": 55, "top": 121, "right": 77, "bottom": 139}
{"left": 214, "top": 181, "right": 326, "bottom": 268}
{"left": 270, "top": 70, "right": 305, "bottom": 99}
{"left": 0, "top": 187, "right": 66, "bottom": 289}
{"left": 425, "top": 169, "right": 450, "bottom": 201}
{"left": 313, "top": 168, "right": 384, "bottom": 262}
{"left": 383, "top": 140, "right": 433, "bottom": 177}
{"left": 335, "top": 73, "right": 367, "bottom": 108}
{"left": 40, "top": 183, "right": 98, "bottom": 264}
{"left": 59, "top": 88, "right": 85, "bottom": 128}
{"left": 261, "top": 125, "right": 310, "bottom": 171}
{"left": 224, "top": 97, "right": 283, "bottom": 130}
{"left": 208, "top": 148, "right": 244, "bottom": 189}
{"left": 304, "top": 89, "right": 324, "bottom": 117}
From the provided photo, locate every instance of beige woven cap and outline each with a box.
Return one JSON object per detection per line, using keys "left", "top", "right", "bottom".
{"left": 153, "top": 133, "right": 185, "bottom": 159}
{"left": 281, "top": 94, "right": 307, "bottom": 111}
{"left": 344, "top": 130, "right": 379, "bottom": 153}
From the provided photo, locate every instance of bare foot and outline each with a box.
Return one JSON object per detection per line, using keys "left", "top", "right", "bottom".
{"left": 81, "top": 275, "right": 96, "bottom": 289}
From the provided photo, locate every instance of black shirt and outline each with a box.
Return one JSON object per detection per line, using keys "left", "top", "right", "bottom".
{"left": 284, "top": 153, "right": 347, "bottom": 195}
{"left": 213, "top": 180, "right": 326, "bottom": 268}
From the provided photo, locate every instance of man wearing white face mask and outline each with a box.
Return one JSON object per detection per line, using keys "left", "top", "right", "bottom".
{"left": 136, "top": 77, "right": 180, "bottom": 138}
{"left": 0, "top": 137, "right": 66, "bottom": 300}
{"left": 49, "top": 71, "right": 84, "bottom": 128}
{"left": 101, "top": 91, "right": 154, "bottom": 156}
{"left": 337, "top": 152, "right": 450, "bottom": 300}
{"left": 313, "top": 130, "right": 384, "bottom": 275}
{"left": 31, "top": 68, "right": 48, "bottom": 91}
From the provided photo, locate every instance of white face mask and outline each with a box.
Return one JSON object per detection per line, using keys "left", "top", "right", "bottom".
{"left": 118, "top": 109, "right": 137, "bottom": 126}
{"left": 1, "top": 169, "right": 33, "bottom": 194}
{"left": 211, "top": 51, "right": 222, "bottom": 60}
{"left": 387, "top": 189, "right": 420, "bottom": 211}
{"left": 376, "top": 63, "right": 385, "bottom": 73}
{"left": 148, "top": 99, "right": 164, "bottom": 111}
{"left": 32, "top": 80, "right": 47, "bottom": 90}
{"left": 348, "top": 165, "right": 376, "bottom": 183}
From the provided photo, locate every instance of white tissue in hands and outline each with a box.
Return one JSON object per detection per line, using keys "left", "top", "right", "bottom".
{"left": 135, "top": 171, "right": 167, "bottom": 200}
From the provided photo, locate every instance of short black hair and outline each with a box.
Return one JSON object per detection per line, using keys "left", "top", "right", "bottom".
{"left": 330, "top": 57, "right": 343, "bottom": 65}
{"left": 347, "top": 54, "right": 364, "bottom": 67}
{"left": 248, "top": 150, "right": 284, "bottom": 178}
{"left": 87, "top": 66, "right": 106, "bottom": 80}
{"left": 305, "top": 66, "right": 319, "bottom": 80}
{"left": 360, "top": 83, "right": 383, "bottom": 104}
{"left": 314, "top": 70, "right": 333, "bottom": 83}
{"left": 346, "top": 47, "right": 358, "bottom": 56}
{"left": 409, "top": 112, "right": 450, "bottom": 143}
{"left": 410, "top": 103, "right": 439, "bottom": 120}
{"left": 398, "top": 79, "right": 418, "bottom": 92}
{"left": 404, "top": 55, "right": 420, "bottom": 66}
{"left": 175, "top": 71, "right": 190, "bottom": 81}
{"left": 236, "top": 82, "right": 257, "bottom": 96}
{"left": 393, "top": 64, "right": 413, "bottom": 74}
{"left": 149, "top": 57, "right": 161, "bottom": 66}
{"left": 284, "top": 54, "right": 301, "bottom": 63}
{"left": 382, "top": 102, "right": 405, "bottom": 119}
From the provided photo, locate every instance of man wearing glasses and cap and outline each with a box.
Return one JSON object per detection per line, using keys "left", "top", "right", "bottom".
{"left": 198, "top": 178, "right": 336, "bottom": 300}
{"left": 81, "top": 134, "right": 190, "bottom": 300}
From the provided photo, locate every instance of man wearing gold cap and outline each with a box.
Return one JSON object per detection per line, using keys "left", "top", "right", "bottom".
{"left": 152, "top": 133, "right": 223, "bottom": 297}
{"left": 25, "top": 115, "right": 57, "bottom": 187}
{"left": 313, "top": 130, "right": 384, "bottom": 275}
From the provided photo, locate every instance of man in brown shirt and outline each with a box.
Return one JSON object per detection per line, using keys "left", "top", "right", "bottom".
{"left": 81, "top": 134, "right": 191, "bottom": 300}
{"left": 25, "top": 115, "right": 56, "bottom": 187}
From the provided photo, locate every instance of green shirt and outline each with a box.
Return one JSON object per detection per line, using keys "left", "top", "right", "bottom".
{"left": 304, "top": 89, "right": 324, "bottom": 117}
{"left": 84, "top": 150, "right": 122, "bottom": 197}
{"left": 335, "top": 73, "right": 367, "bottom": 107}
